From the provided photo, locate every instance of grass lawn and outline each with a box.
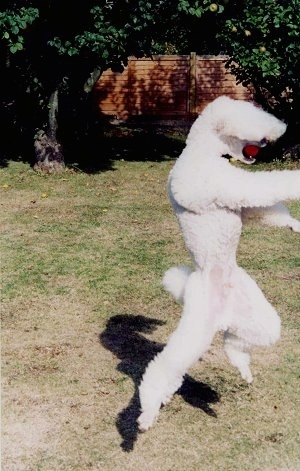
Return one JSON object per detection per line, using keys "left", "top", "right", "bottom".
{"left": 1, "top": 128, "right": 300, "bottom": 471}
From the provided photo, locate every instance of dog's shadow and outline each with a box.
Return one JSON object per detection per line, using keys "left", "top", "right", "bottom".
{"left": 99, "top": 314, "right": 219, "bottom": 451}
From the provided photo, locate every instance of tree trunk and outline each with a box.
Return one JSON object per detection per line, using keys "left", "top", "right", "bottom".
{"left": 84, "top": 67, "right": 101, "bottom": 93}
{"left": 33, "top": 69, "right": 102, "bottom": 173}
{"left": 33, "top": 89, "right": 65, "bottom": 173}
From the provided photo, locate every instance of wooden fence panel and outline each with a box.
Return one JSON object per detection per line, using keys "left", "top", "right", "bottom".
{"left": 94, "top": 54, "right": 251, "bottom": 120}
{"left": 194, "top": 56, "right": 250, "bottom": 113}
{"left": 127, "top": 56, "right": 189, "bottom": 117}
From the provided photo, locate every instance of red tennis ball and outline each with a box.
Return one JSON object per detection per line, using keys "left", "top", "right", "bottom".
{"left": 243, "top": 145, "right": 260, "bottom": 157}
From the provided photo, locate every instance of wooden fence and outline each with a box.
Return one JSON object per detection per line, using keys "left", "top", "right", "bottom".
{"left": 94, "top": 53, "right": 252, "bottom": 121}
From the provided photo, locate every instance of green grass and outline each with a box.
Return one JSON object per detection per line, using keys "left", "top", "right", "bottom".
{"left": 1, "top": 150, "right": 300, "bottom": 471}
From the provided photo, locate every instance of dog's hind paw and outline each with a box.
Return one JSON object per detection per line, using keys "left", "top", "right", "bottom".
{"left": 289, "top": 219, "right": 300, "bottom": 233}
{"left": 240, "top": 367, "right": 253, "bottom": 384}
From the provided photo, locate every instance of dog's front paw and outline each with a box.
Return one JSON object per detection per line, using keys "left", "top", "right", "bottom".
{"left": 138, "top": 409, "right": 158, "bottom": 432}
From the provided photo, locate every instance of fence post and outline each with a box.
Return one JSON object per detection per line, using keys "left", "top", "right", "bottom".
{"left": 188, "top": 52, "right": 197, "bottom": 116}
{"left": 127, "top": 57, "right": 133, "bottom": 117}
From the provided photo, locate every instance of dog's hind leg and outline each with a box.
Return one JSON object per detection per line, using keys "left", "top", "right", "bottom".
{"left": 224, "top": 267, "right": 281, "bottom": 382}
{"left": 223, "top": 332, "right": 253, "bottom": 383}
{"left": 138, "top": 270, "right": 218, "bottom": 431}
{"left": 229, "top": 267, "right": 281, "bottom": 346}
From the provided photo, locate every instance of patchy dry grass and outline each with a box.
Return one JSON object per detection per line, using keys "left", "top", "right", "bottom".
{"left": 1, "top": 149, "right": 300, "bottom": 471}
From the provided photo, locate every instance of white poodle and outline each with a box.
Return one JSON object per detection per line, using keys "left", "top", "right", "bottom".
{"left": 138, "top": 96, "right": 300, "bottom": 431}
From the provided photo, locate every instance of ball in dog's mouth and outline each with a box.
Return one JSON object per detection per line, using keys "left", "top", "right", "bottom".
{"left": 242, "top": 144, "right": 261, "bottom": 163}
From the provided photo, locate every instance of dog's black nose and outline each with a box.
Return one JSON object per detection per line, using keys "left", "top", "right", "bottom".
{"left": 260, "top": 138, "right": 268, "bottom": 147}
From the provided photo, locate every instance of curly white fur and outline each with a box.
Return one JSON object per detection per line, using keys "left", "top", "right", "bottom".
{"left": 138, "top": 96, "right": 300, "bottom": 431}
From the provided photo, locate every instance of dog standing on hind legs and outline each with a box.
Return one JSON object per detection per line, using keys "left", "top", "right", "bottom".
{"left": 138, "top": 96, "right": 300, "bottom": 432}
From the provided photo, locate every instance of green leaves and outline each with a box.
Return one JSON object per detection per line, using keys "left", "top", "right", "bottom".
{"left": 1, "top": 0, "right": 299, "bottom": 160}
{"left": 178, "top": 0, "right": 225, "bottom": 16}
{"left": 0, "top": 7, "right": 39, "bottom": 54}
{"left": 211, "top": 0, "right": 300, "bottom": 118}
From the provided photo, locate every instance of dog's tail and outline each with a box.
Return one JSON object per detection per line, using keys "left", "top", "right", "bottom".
{"left": 162, "top": 265, "right": 193, "bottom": 302}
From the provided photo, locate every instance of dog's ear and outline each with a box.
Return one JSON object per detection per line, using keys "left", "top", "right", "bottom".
{"left": 214, "top": 118, "right": 229, "bottom": 135}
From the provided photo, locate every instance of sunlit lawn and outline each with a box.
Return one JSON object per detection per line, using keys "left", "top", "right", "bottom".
{"left": 1, "top": 132, "right": 300, "bottom": 471}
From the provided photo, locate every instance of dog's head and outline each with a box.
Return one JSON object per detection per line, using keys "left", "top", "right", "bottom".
{"left": 201, "top": 96, "right": 287, "bottom": 164}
